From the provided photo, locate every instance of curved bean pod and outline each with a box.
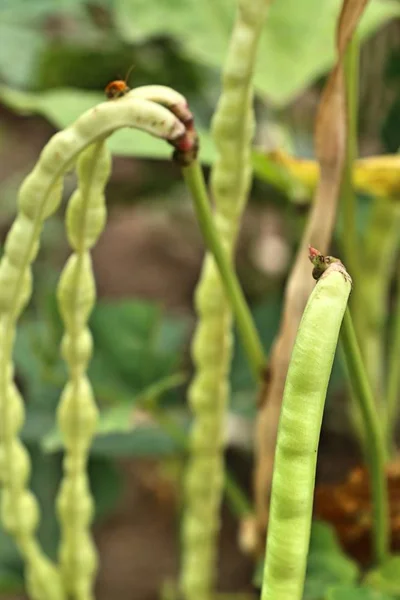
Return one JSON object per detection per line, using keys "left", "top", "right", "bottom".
{"left": 0, "top": 93, "right": 186, "bottom": 600}
{"left": 261, "top": 259, "right": 352, "bottom": 600}
{"left": 0, "top": 149, "right": 65, "bottom": 600}
{"left": 180, "top": 1, "right": 270, "bottom": 599}
{"left": 128, "top": 85, "right": 186, "bottom": 108}
{"left": 56, "top": 141, "right": 110, "bottom": 600}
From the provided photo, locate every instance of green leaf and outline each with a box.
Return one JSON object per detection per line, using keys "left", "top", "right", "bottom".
{"left": 0, "top": 566, "right": 23, "bottom": 594}
{"left": 303, "top": 522, "right": 359, "bottom": 600}
{"left": 29, "top": 445, "right": 61, "bottom": 560}
{"left": 114, "top": 0, "right": 400, "bottom": 107}
{"left": 0, "top": 0, "right": 87, "bottom": 20}
{"left": 0, "top": 86, "right": 216, "bottom": 162}
{"left": 2, "top": 0, "right": 395, "bottom": 161}
{"left": 254, "top": 0, "right": 400, "bottom": 106}
{"left": 90, "top": 425, "right": 183, "bottom": 458}
{"left": 365, "top": 556, "right": 400, "bottom": 597}
{"left": 326, "top": 585, "right": 396, "bottom": 600}
{"left": 89, "top": 457, "right": 123, "bottom": 521}
{"left": 0, "top": 22, "right": 45, "bottom": 88}
{"left": 88, "top": 300, "right": 188, "bottom": 401}
{"left": 0, "top": 525, "right": 20, "bottom": 576}
{"left": 308, "top": 520, "right": 343, "bottom": 551}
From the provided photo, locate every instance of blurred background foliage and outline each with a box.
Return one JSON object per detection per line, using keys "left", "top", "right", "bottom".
{"left": 0, "top": 0, "right": 399, "bottom": 598}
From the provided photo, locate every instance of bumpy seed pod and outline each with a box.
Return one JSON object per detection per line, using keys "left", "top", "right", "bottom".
{"left": 180, "top": 1, "right": 270, "bottom": 599}
{"left": 128, "top": 85, "right": 186, "bottom": 108}
{"left": 55, "top": 141, "right": 110, "bottom": 600}
{"left": 261, "top": 259, "right": 352, "bottom": 600}
{"left": 0, "top": 145, "right": 65, "bottom": 599}
{"left": 0, "top": 92, "right": 186, "bottom": 600}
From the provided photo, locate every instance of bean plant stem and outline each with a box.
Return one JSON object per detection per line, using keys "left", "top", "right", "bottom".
{"left": 386, "top": 264, "right": 400, "bottom": 452}
{"left": 340, "top": 308, "right": 389, "bottom": 563}
{"left": 341, "top": 36, "right": 360, "bottom": 286}
{"left": 182, "top": 160, "right": 266, "bottom": 379}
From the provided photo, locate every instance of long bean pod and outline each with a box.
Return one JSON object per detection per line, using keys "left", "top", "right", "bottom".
{"left": 180, "top": 1, "right": 270, "bottom": 599}
{"left": 0, "top": 159, "right": 65, "bottom": 600}
{"left": 0, "top": 93, "right": 186, "bottom": 599}
{"left": 55, "top": 141, "right": 110, "bottom": 600}
{"left": 261, "top": 253, "right": 352, "bottom": 600}
{"left": 254, "top": 0, "right": 369, "bottom": 537}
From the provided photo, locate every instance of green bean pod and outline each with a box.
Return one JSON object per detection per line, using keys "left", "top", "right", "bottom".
{"left": 0, "top": 150, "right": 65, "bottom": 600}
{"left": 261, "top": 262, "right": 352, "bottom": 600}
{"left": 180, "top": 1, "right": 270, "bottom": 599}
{"left": 0, "top": 92, "right": 186, "bottom": 600}
{"left": 128, "top": 85, "right": 186, "bottom": 107}
{"left": 55, "top": 141, "right": 110, "bottom": 600}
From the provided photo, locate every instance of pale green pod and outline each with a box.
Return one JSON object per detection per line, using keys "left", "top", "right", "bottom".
{"left": 57, "top": 253, "right": 96, "bottom": 331}
{"left": 0, "top": 259, "right": 32, "bottom": 315}
{"left": 1, "top": 489, "right": 40, "bottom": 536}
{"left": 190, "top": 416, "right": 225, "bottom": 452}
{"left": 57, "top": 475, "right": 94, "bottom": 525}
{"left": 0, "top": 382, "right": 25, "bottom": 440}
{"left": 67, "top": 190, "right": 107, "bottom": 251}
{"left": 58, "top": 531, "right": 97, "bottom": 600}
{"left": 188, "top": 371, "right": 223, "bottom": 411}
{"left": 0, "top": 87, "right": 188, "bottom": 600}
{"left": 261, "top": 266, "right": 351, "bottom": 600}
{"left": 128, "top": 85, "right": 186, "bottom": 107}
{"left": 4, "top": 214, "right": 40, "bottom": 268}
{"left": 77, "top": 135, "right": 111, "bottom": 186}
{"left": 26, "top": 549, "right": 66, "bottom": 600}
{"left": 56, "top": 142, "right": 108, "bottom": 599}
{"left": 18, "top": 173, "right": 64, "bottom": 221}
{"left": 181, "top": 3, "right": 269, "bottom": 589}
{"left": 60, "top": 330, "right": 93, "bottom": 370}
{"left": 0, "top": 440, "right": 30, "bottom": 486}
{"left": 0, "top": 313, "right": 62, "bottom": 600}
{"left": 184, "top": 458, "right": 223, "bottom": 502}
{"left": 57, "top": 377, "right": 98, "bottom": 449}
{"left": 66, "top": 141, "right": 111, "bottom": 250}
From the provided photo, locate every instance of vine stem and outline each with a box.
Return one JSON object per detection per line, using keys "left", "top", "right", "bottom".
{"left": 340, "top": 35, "right": 360, "bottom": 282}
{"left": 182, "top": 160, "right": 266, "bottom": 379}
{"left": 340, "top": 307, "right": 389, "bottom": 564}
{"left": 386, "top": 263, "right": 400, "bottom": 452}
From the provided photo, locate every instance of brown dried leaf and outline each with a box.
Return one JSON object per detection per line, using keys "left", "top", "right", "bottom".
{"left": 314, "top": 460, "right": 400, "bottom": 564}
{"left": 253, "top": 0, "right": 369, "bottom": 548}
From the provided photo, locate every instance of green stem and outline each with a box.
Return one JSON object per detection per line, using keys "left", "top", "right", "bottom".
{"left": 182, "top": 160, "right": 266, "bottom": 380}
{"left": 341, "top": 36, "right": 360, "bottom": 284}
{"left": 359, "top": 197, "right": 400, "bottom": 410}
{"left": 386, "top": 263, "right": 400, "bottom": 452}
{"left": 340, "top": 308, "right": 389, "bottom": 564}
{"left": 224, "top": 471, "right": 252, "bottom": 518}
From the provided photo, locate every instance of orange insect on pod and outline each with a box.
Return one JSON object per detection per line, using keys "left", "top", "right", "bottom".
{"left": 104, "top": 80, "right": 130, "bottom": 99}
{"left": 105, "top": 64, "right": 135, "bottom": 99}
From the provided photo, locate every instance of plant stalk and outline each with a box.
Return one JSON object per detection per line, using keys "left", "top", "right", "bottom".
{"left": 182, "top": 160, "right": 266, "bottom": 380}
{"left": 386, "top": 263, "right": 400, "bottom": 452}
{"left": 340, "top": 308, "right": 389, "bottom": 563}
{"left": 340, "top": 35, "right": 360, "bottom": 282}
